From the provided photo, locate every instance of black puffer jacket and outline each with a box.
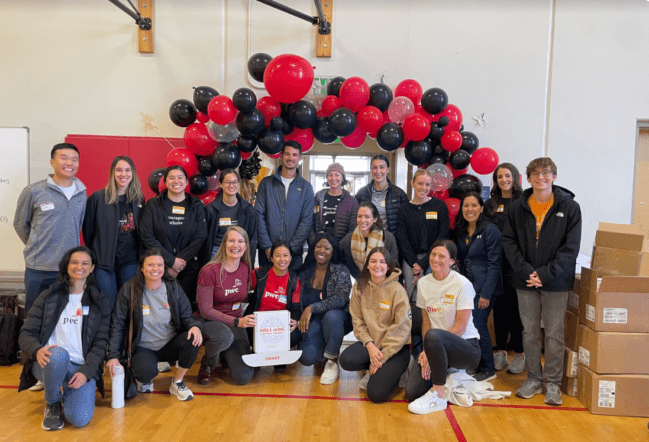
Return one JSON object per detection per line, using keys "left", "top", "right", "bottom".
{"left": 502, "top": 185, "right": 581, "bottom": 292}
{"left": 18, "top": 283, "right": 111, "bottom": 394}
{"left": 355, "top": 179, "right": 408, "bottom": 236}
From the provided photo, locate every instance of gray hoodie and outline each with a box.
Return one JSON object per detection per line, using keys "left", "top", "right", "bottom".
{"left": 14, "top": 175, "right": 87, "bottom": 271}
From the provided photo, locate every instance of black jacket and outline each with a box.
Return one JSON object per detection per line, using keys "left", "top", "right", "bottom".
{"left": 355, "top": 179, "right": 408, "bottom": 236}
{"left": 502, "top": 185, "right": 581, "bottom": 291}
{"left": 245, "top": 266, "right": 300, "bottom": 320}
{"left": 455, "top": 221, "right": 503, "bottom": 301}
{"left": 106, "top": 279, "right": 202, "bottom": 360}
{"left": 18, "top": 283, "right": 111, "bottom": 394}
{"left": 139, "top": 191, "right": 207, "bottom": 268}
{"left": 202, "top": 193, "right": 257, "bottom": 265}
{"left": 296, "top": 262, "right": 352, "bottom": 314}
{"left": 83, "top": 189, "right": 144, "bottom": 271}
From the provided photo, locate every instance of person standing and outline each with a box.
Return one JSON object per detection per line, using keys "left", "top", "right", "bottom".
{"left": 83, "top": 155, "right": 144, "bottom": 308}
{"left": 502, "top": 157, "right": 581, "bottom": 406}
{"left": 255, "top": 140, "right": 314, "bottom": 270}
{"left": 15, "top": 143, "right": 87, "bottom": 316}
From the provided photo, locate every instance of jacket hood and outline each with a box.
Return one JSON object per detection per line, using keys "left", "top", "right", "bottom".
{"left": 367, "top": 268, "right": 402, "bottom": 288}
{"left": 521, "top": 185, "right": 575, "bottom": 202}
{"left": 273, "top": 166, "right": 303, "bottom": 180}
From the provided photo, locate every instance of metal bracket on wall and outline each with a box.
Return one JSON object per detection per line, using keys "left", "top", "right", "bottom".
{"left": 107, "top": 0, "right": 154, "bottom": 53}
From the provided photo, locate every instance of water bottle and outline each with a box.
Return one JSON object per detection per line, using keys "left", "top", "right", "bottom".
{"left": 111, "top": 365, "right": 125, "bottom": 409}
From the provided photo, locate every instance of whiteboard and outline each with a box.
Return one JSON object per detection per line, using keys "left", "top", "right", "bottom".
{"left": 0, "top": 127, "right": 29, "bottom": 273}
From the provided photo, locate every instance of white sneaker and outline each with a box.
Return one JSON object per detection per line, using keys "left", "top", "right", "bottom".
{"left": 408, "top": 390, "right": 448, "bottom": 415}
{"left": 29, "top": 380, "right": 44, "bottom": 391}
{"left": 358, "top": 372, "right": 370, "bottom": 390}
{"left": 169, "top": 379, "right": 194, "bottom": 401}
{"left": 138, "top": 381, "right": 154, "bottom": 393}
{"left": 399, "top": 355, "right": 416, "bottom": 389}
{"left": 157, "top": 362, "right": 172, "bottom": 373}
{"left": 320, "top": 360, "right": 339, "bottom": 385}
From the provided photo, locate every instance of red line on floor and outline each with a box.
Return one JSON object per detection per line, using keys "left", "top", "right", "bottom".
{"left": 445, "top": 406, "right": 467, "bottom": 442}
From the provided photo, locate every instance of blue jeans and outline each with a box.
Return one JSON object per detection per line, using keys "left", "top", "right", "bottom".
{"left": 295, "top": 309, "right": 352, "bottom": 366}
{"left": 24, "top": 268, "right": 58, "bottom": 316}
{"left": 472, "top": 294, "right": 497, "bottom": 373}
{"left": 95, "top": 263, "right": 138, "bottom": 309}
{"left": 32, "top": 347, "right": 97, "bottom": 428}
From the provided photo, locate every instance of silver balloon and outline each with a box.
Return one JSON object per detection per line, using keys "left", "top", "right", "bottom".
{"left": 207, "top": 120, "right": 240, "bottom": 143}
{"left": 427, "top": 163, "right": 454, "bottom": 192}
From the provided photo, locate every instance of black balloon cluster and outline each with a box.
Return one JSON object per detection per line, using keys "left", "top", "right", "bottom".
{"left": 239, "top": 150, "right": 262, "bottom": 181}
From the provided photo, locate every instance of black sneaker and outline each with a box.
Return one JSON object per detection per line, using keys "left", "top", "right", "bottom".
{"left": 42, "top": 401, "right": 64, "bottom": 431}
{"left": 473, "top": 371, "right": 497, "bottom": 382}
{"left": 274, "top": 365, "right": 287, "bottom": 372}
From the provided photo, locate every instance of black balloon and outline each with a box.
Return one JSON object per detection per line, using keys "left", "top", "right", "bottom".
{"left": 237, "top": 135, "right": 258, "bottom": 153}
{"left": 235, "top": 109, "right": 265, "bottom": 136}
{"left": 449, "top": 174, "right": 483, "bottom": 199}
{"left": 212, "top": 143, "right": 242, "bottom": 170}
{"left": 281, "top": 120, "right": 294, "bottom": 135}
{"left": 148, "top": 167, "right": 166, "bottom": 194}
{"left": 270, "top": 116, "right": 285, "bottom": 131}
{"left": 289, "top": 100, "right": 317, "bottom": 129}
{"left": 198, "top": 156, "right": 217, "bottom": 176}
{"left": 240, "top": 150, "right": 262, "bottom": 180}
{"left": 328, "top": 108, "right": 357, "bottom": 137}
{"left": 326, "top": 76, "right": 346, "bottom": 97}
{"left": 429, "top": 154, "right": 448, "bottom": 165}
{"left": 405, "top": 139, "right": 433, "bottom": 166}
{"left": 192, "top": 86, "right": 219, "bottom": 114}
{"left": 420, "top": 88, "right": 448, "bottom": 115}
{"left": 437, "top": 116, "right": 450, "bottom": 127}
{"left": 368, "top": 83, "right": 393, "bottom": 111}
{"left": 257, "top": 129, "right": 285, "bottom": 156}
{"left": 449, "top": 150, "right": 472, "bottom": 171}
{"left": 169, "top": 99, "right": 197, "bottom": 127}
{"left": 280, "top": 102, "right": 292, "bottom": 120}
{"left": 189, "top": 174, "right": 209, "bottom": 195}
{"left": 428, "top": 122, "right": 445, "bottom": 140}
{"left": 376, "top": 123, "right": 404, "bottom": 152}
{"left": 232, "top": 88, "right": 257, "bottom": 113}
{"left": 247, "top": 53, "right": 272, "bottom": 82}
{"left": 312, "top": 118, "right": 337, "bottom": 144}
{"left": 460, "top": 131, "right": 480, "bottom": 154}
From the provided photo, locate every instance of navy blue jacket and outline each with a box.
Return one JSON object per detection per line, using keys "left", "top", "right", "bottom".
{"left": 455, "top": 221, "right": 503, "bottom": 301}
{"left": 502, "top": 185, "right": 581, "bottom": 292}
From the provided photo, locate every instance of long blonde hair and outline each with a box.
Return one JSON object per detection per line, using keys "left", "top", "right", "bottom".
{"left": 205, "top": 226, "right": 253, "bottom": 290}
{"left": 104, "top": 156, "right": 145, "bottom": 205}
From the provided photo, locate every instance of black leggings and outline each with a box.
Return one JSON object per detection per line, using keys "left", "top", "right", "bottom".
{"left": 493, "top": 271, "right": 524, "bottom": 353}
{"left": 339, "top": 343, "right": 410, "bottom": 403}
{"left": 405, "top": 329, "right": 480, "bottom": 402}
{"left": 131, "top": 332, "right": 200, "bottom": 383}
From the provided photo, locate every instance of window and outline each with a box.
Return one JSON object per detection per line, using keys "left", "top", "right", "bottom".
{"left": 309, "top": 155, "right": 372, "bottom": 195}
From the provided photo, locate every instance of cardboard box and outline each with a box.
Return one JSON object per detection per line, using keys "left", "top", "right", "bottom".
{"left": 564, "top": 310, "right": 579, "bottom": 352}
{"left": 577, "top": 365, "right": 649, "bottom": 417}
{"left": 591, "top": 222, "right": 649, "bottom": 276}
{"left": 561, "top": 375, "right": 578, "bottom": 397}
{"left": 579, "top": 267, "right": 649, "bottom": 333}
{"left": 567, "top": 290, "right": 580, "bottom": 315}
{"left": 572, "top": 274, "right": 580, "bottom": 296}
{"left": 576, "top": 325, "right": 649, "bottom": 374}
{"left": 564, "top": 347, "right": 578, "bottom": 378}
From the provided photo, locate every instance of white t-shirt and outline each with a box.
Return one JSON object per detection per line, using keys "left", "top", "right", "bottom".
{"left": 46, "top": 292, "right": 85, "bottom": 364}
{"left": 56, "top": 183, "right": 77, "bottom": 201}
{"left": 416, "top": 271, "right": 480, "bottom": 340}
{"left": 280, "top": 176, "right": 294, "bottom": 199}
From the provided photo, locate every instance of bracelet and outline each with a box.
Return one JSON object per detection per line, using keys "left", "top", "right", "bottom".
{"left": 234, "top": 317, "right": 240, "bottom": 327}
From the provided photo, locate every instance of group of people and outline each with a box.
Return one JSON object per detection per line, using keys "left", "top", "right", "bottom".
{"left": 14, "top": 140, "right": 581, "bottom": 430}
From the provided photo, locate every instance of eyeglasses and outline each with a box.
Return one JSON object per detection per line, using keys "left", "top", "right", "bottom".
{"left": 223, "top": 181, "right": 239, "bottom": 186}
{"left": 529, "top": 170, "right": 554, "bottom": 178}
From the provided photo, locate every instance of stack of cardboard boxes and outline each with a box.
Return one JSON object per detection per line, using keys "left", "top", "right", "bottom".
{"left": 569, "top": 223, "right": 649, "bottom": 417}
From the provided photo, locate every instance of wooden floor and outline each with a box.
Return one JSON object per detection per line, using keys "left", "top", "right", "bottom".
{"left": 1, "top": 350, "right": 647, "bottom": 442}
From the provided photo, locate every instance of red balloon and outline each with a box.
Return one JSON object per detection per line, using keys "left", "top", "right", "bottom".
{"left": 415, "top": 105, "right": 435, "bottom": 123}
{"left": 268, "top": 151, "right": 282, "bottom": 159}
{"left": 367, "top": 130, "right": 378, "bottom": 139}
{"left": 207, "top": 95, "right": 237, "bottom": 125}
{"left": 285, "top": 128, "right": 314, "bottom": 152}
{"left": 166, "top": 147, "right": 199, "bottom": 177}
{"left": 430, "top": 189, "right": 449, "bottom": 200}
{"left": 240, "top": 150, "right": 254, "bottom": 160}
{"left": 339, "top": 77, "right": 370, "bottom": 113}
{"left": 196, "top": 111, "right": 210, "bottom": 123}
{"left": 445, "top": 197, "right": 461, "bottom": 230}
{"left": 440, "top": 104, "right": 463, "bottom": 131}
{"left": 263, "top": 54, "right": 314, "bottom": 103}
{"left": 395, "top": 79, "right": 423, "bottom": 105}
{"left": 321, "top": 95, "right": 342, "bottom": 117}
{"left": 449, "top": 166, "right": 468, "bottom": 179}
{"left": 382, "top": 110, "right": 392, "bottom": 124}
{"left": 256, "top": 96, "right": 282, "bottom": 127}
{"left": 441, "top": 131, "right": 463, "bottom": 152}
{"left": 341, "top": 127, "right": 366, "bottom": 149}
{"left": 402, "top": 113, "right": 431, "bottom": 142}
{"left": 158, "top": 176, "right": 167, "bottom": 193}
{"left": 184, "top": 123, "right": 217, "bottom": 156}
{"left": 198, "top": 190, "right": 219, "bottom": 205}
{"left": 470, "top": 147, "right": 500, "bottom": 175}
{"left": 356, "top": 106, "right": 383, "bottom": 134}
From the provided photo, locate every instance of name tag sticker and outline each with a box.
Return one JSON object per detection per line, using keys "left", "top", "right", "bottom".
{"left": 40, "top": 202, "right": 55, "bottom": 212}
{"left": 232, "top": 303, "right": 241, "bottom": 310}
{"left": 379, "top": 300, "right": 391, "bottom": 310}
{"left": 163, "top": 302, "right": 169, "bottom": 309}
{"left": 219, "top": 218, "right": 232, "bottom": 226}
{"left": 314, "top": 206, "right": 320, "bottom": 213}
{"left": 497, "top": 205, "right": 504, "bottom": 213}
{"left": 142, "top": 305, "right": 150, "bottom": 316}
{"left": 380, "top": 200, "right": 385, "bottom": 207}
{"left": 82, "top": 306, "right": 89, "bottom": 316}
{"left": 426, "top": 211, "right": 437, "bottom": 220}
{"left": 279, "top": 295, "right": 287, "bottom": 304}
{"left": 172, "top": 206, "right": 185, "bottom": 215}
